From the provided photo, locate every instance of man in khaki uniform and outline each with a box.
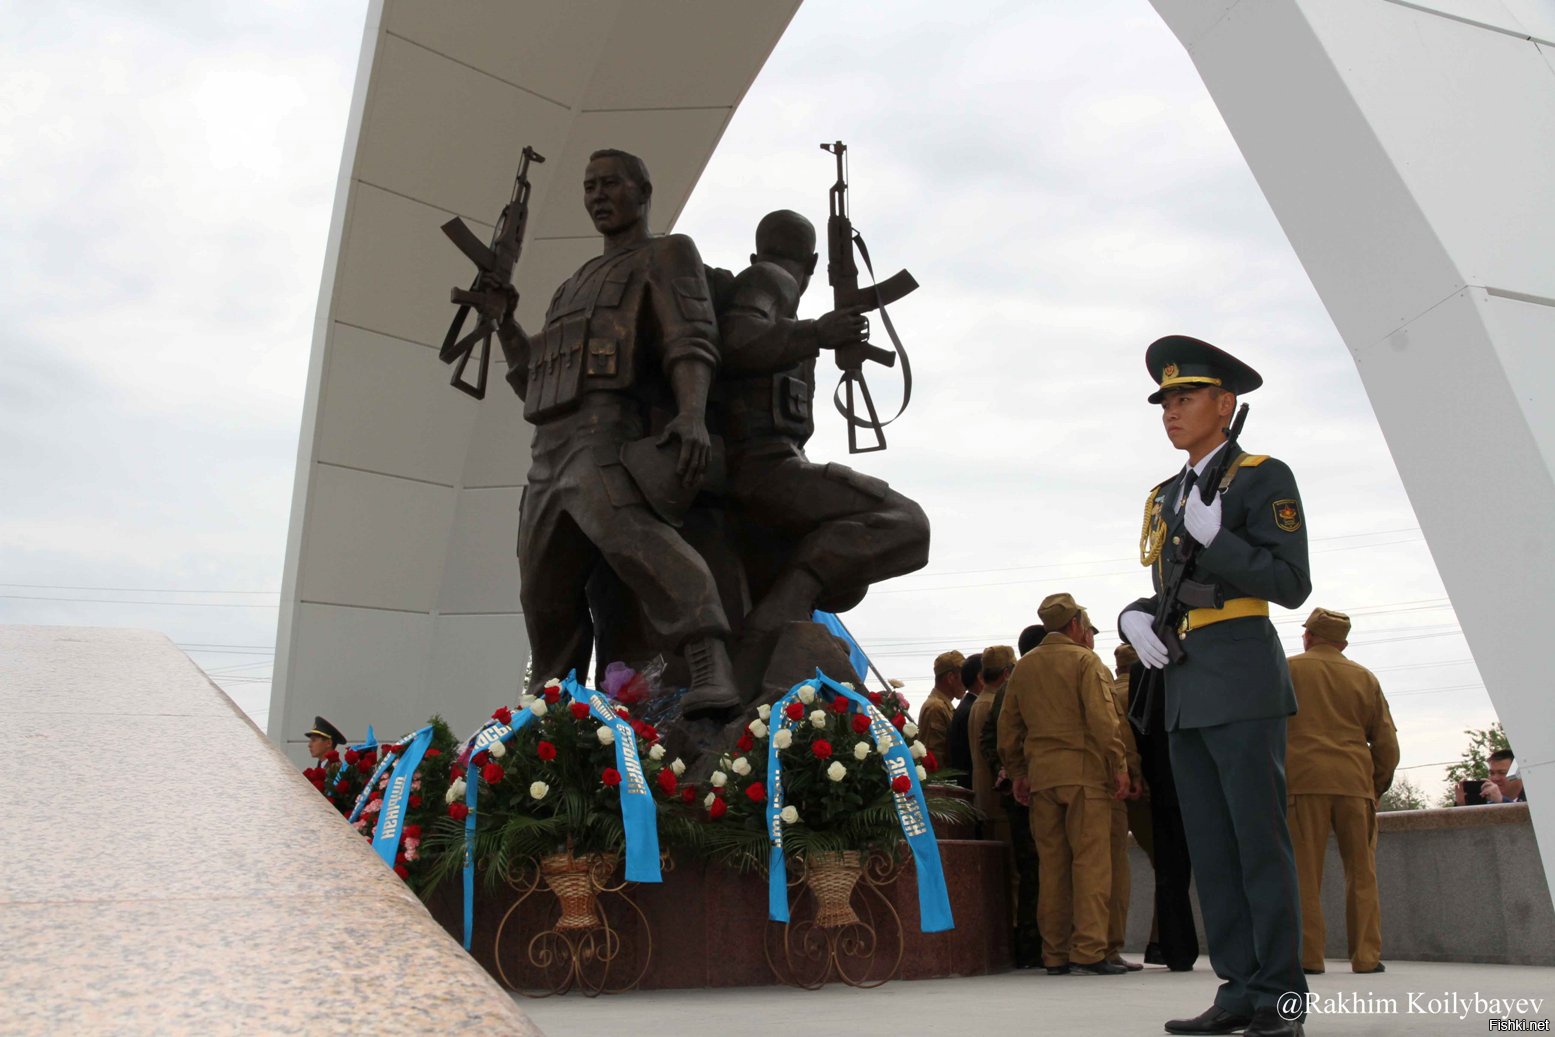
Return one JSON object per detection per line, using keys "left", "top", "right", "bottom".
{"left": 1000, "top": 594, "right": 1130, "bottom": 975}
{"left": 1106, "top": 644, "right": 1146, "bottom": 971}
{"left": 1285, "top": 607, "right": 1399, "bottom": 975}
{"left": 919, "top": 650, "right": 964, "bottom": 764}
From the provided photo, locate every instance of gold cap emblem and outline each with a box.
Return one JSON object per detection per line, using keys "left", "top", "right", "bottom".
{"left": 1162, "top": 362, "right": 1179, "bottom": 380}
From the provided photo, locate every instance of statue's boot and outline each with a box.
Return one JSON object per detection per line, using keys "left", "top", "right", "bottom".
{"left": 678, "top": 636, "right": 743, "bottom": 718}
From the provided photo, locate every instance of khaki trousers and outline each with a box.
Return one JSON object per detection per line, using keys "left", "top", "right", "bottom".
{"left": 1030, "top": 784, "right": 1112, "bottom": 966}
{"left": 1106, "top": 799, "right": 1130, "bottom": 958}
{"left": 1287, "top": 794, "right": 1381, "bottom": 972}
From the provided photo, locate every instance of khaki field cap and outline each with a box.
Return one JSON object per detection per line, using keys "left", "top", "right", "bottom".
{"left": 1304, "top": 607, "right": 1352, "bottom": 642}
{"left": 1037, "top": 593, "right": 1085, "bottom": 630}
{"left": 1115, "top": 643, "right": 1139, "bottom": 670}
{"left": 982, "top": 645, "right": 1017, "bottom": 673}
{"left": 933, "top": 650, "right": 966, "bottom": 677}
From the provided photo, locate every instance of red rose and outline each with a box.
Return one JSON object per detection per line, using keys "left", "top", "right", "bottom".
{"left": 424, "top": 748, "right": 442, "bottom": 758}
{"left": 851, "top": 714, "right": 871, "bottom": 735}
{"left": 448, "top": 802, "right": 469, "bottom": 821}
{"left": 891, "top": 775, "right": 912, "bottom": 794}
{"left": 709, "top": 797, "right": 728, "bottom": 820}
{"left": 831, "top": 698, "right": 850, "bottom": 714}
{"left": 536, "top": 740, "right": 558, "bottom": 761}
{"left": 403, "top": 824, "right": 422, "bottom": 840}
{"left": 656, "top": 769, "right": 678, "bottom": 795}
{"left": 640, "top": 723, "right": 659, "bottom": 744}
{"left": 785, "top": 701, "right": 805, "bottom": 721}
{"left": 450, "top": 764, "right": 465, "bottom": 780}
{"left": 492, "top": 706, "right": 513, "bottom": 724}
{"left": 355, "top": 758, "right": 373, "bottom": 774}
{"left": 302, "top": 767, "right": 319, "bottom": 780}
{"left": 811, "top": 739, "right": 833, "bottom": 760}
{"left": 570, "top": 701, "right": 590, "bottom": 720}
{"left": 736, "top": 732, "right": 754, "bottom": 752}
{"left": 481, "top": 762, "right": 505, "bottom": 784}
{"left": 393, "top": 864, "right": 410, "bottom": 879}
{"left": 369, "top": 789, "right": 383, "bottom": 802}
{"left": 344, "top": 749, "right": 359, "bottom": 764}
{"left": 395, "top": 851, "right": 408, "bottom": 866}
{"left": 602, "top": 768, "right": 622, "bottom": 787}
{"left": 745, "top": 782, "right": 767, "bottom": 803}
{"left": 868, "top": 692, "right": 883, "bottom": 705}
{"left": 543, "top": 685, "right": 561, "bottom": 705}
{"left": 472, "top": 750, "right": 490, "bottom": 768}
{"left": 361, "top": 750, "right": 377, "bottom": 764}
{"left": 680, "top": 786, "right": 697, "bottom": 803}
{"left": 923, "top": 750, "right": 940, "bottom": 772}
{"left": 409, "top": 795, "right": 422, "bottom": 808}
{"left": 616, "top": 706, "right": 630, "bottom": 719}
{"left": 326, "top": 750, "right": 340, "bottom": 764}
{"left": 890, "top": 712, "right": 906, "bottom": 730}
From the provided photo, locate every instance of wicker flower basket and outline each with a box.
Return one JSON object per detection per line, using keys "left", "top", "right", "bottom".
{"left": 806, "top": 850, "right": 864, "bottom": 929}
{"left": 540, "top": 851, "right": 604, "bottom": 931}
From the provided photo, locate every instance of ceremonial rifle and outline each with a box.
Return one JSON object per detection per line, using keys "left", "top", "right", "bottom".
{"left": 1128, "top": 402, "right": 1250, "bottom": 734}
{"left": 820, "top": 140, "right": 918, "bottom": 454}
{"left": 438, "top": 146, "right": 545, "bottom": 400}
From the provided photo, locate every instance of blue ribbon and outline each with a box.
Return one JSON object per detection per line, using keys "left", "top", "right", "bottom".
{"left": 348, "top": 733, "right": 412, "bottom": 824}
{"left": 811, "top": 610, "right": 872, "bottom": 687}
{"left": 765, "top": 669, "right": 954, "bottom": 933}
{"left": 457, "top": 672, "right": 662, "bottom": 949}
{"left": 371, "top": 724, "right": 434, "bottom": 867}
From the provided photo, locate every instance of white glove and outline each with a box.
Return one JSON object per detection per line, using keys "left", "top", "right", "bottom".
{"left": 1120, "top": 610, "right": 1170, "bottom": 669}
{"left": 1184, "top": 491, "right": 1222, "bottom": 546}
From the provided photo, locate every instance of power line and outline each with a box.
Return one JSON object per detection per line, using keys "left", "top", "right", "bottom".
{"left": 0, "top": 582, "right": 279, "bottom": 594}
{"left": 0, "top": 594, "right": 279, "bottom": 608}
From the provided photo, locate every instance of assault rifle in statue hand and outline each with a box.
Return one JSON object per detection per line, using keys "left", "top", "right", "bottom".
{"left": 1128, "top": 402, "right": 1250, "bottom": 735}
{"left": 438, "top": 146, "right": 545, "bottom": 399}
{"left": 820, "top": 140, "right": 918, "bottom": 454}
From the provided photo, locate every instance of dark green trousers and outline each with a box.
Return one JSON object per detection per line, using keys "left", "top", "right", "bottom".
{"left": 1169, "top": 717, "right": 1306, "bottom": 1016}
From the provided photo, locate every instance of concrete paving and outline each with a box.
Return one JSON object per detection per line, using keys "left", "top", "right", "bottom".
{"left": 519, "top": 958, "right": 1555, "bottom": 1036}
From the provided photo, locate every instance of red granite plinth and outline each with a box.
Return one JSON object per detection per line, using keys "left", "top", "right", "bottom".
{"left": 426, "top": 838, "right": 1009, "bottom": 990}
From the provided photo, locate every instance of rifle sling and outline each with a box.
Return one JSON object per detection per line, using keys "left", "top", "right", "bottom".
{"left": 831, "top": 229, "right": 913, "bottom": 431}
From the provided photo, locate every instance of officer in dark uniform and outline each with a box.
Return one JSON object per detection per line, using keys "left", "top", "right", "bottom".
{"left": 715, "top": 209, "right": 930, "bottom": 689}
{"left": 495, "top": 149, "right": 739, "bottom": 715}
{"left": 305, "top": 716, "right": 345, "bottom": 761}
{"left": 1119, "top": 336, "right": 1311, "bottom": 1037}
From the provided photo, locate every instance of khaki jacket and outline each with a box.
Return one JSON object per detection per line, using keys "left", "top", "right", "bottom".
{"left": 1286, "top": 645, "right": 1399, "bottom": 798}
{"left": 968, "top": 685, "right": 1001, "bottom": 818}
{"left": 918, "top": 687, "right": 956, "bottom": 764}
{"left": 1109, "top": 674, "right": 1142, "bottom": 782}
{"left": 998, "top": 632, "right": 1126, "bottom": 793}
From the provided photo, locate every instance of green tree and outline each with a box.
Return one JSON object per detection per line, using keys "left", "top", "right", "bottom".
{"left": 1377, "top": 774, "right": 1428, "bottom": 812}
{"left": 1439, "top": 722, "right": 1509, "bottom": 806}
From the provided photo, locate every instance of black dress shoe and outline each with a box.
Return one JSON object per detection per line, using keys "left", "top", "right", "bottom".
{"left": 1164, "top": 1004, "right": 1253, "bottom": 1035}
{"left": 1070, "top": 959, "right": 1128, "bottom": 975}
{"left": 1354, "top": 961, "right": 1385, "bottom": 974}
{"left": 1045, "top": 964, "right": 1070, "bottom": 976}
{"left": 1107, "top": 955, "right": 1145, "bottom": 971}
{"left": 1302, "top": 967, "right": 1324, "bottom": 975}
{"left": 1243, "top": 1006, "right": 1303, "bottom": 1036}
{"left": 1144, "top": 941, "right": 1166, "bottom": 965}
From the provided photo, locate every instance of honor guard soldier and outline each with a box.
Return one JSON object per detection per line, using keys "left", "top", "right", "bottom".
{"left": 1285, "top": 607, "right": 1399, "bottom": 976}
{"left": 1119, "top": 336, "right": 1312, "bottom": 1036}
{"left": 1000, "top": 594, "right": 1129, "bottom": 976}
{"left": 305, "top": 716, "right": 345, "bottom": 762}
{"left": 918, "top": 650, "right": 965, "bottom": 764}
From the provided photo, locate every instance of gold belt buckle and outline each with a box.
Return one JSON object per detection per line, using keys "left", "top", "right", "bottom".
{"left": 1177, "top": 613, "right": 1191, "bottom": 638}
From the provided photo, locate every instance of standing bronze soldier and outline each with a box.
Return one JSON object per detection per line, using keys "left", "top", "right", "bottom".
{"left": 493, "top": 149, "right": 739, "bottom": 715}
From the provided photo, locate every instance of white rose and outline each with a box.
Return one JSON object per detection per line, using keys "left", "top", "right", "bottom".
{"left": 748, "top": 719, "right": 768, "bottom": 739}
{"left": 853, "top": 741, "right": 870, "bottom": 761}
{"left": 529, "top": 780, "right": 550, "bottom": 800}
{"left": 528, "top": 698, "right": 548, "bottom": 717}
{"left": 597, "top": 726, "right": 615, "bottom": 746}
{"left": 704, "top": 792, "right": 717, "bottom": 809}
{"left": 489, "top": 740, "right": 506, "bottom": 759}
{"left": 916, "top": 765, "right": 928, "bottom": 781}
{"left": 798, "top": 684, "right": 817, "bottom": 704}
{"left": 876, "top": 734, "right": 895, "bottom": 753}
{"left": 910, "top": 740, "right": 927, "bottom": 760}
{"left": 773, "top": 729, "right": 793, "bottom": 750}
{"left": 902, "top": 721, "right": 919, "bottom": 739}
{"left": 826, "top": 761, "right": 847, "bottom": 782}
{"left": 757, "top": 704, "right": 772, "bottom": 721}
{"left": 842, "top": 682, "right": 855, "bottom": 690}
{"left": 649, "top": 744, "right": 666, "bottom": 761}
{"left": 732, "top": 757, "right": 752, "bottom": 776}
{"left": 809, "top": 709, "right": 827, "bottom": 729}
{"left": 671, "top": 758, "right": 686, "bottom": 776}
{"left": 711, "top": 771, "right": 728, "bottom": 788}
{"left": 447, "top": 778, "right": 466, "bottom": 802}
{"left": 780, "top": 805, "right": 799, "bottom": 824}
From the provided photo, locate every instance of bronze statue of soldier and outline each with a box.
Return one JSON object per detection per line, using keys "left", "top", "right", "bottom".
{"left": 716, "top": 209, "right": 930, "bottom": 688}
{"left": 490, "top": 148, "right": 740, "bottom": 716}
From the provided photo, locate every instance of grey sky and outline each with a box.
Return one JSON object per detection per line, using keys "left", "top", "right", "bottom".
{"left": 0, "top": 0, "right": 1491, "bottom": 800}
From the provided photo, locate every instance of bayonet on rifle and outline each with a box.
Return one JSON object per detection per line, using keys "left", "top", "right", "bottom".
{"left": 820, "top": 140, "right": 917, "bottom": 454}
{"left": 439, "top": 146, "right": 545, "bottom": 399}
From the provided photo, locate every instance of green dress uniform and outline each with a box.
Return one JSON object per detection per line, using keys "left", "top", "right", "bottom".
{"left": 1121, "top": 336, "right": 1312, "bottom": 1023}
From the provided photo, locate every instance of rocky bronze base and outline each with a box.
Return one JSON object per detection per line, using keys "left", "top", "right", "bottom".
{"left": 427, "top": 837, "right": 1008, "bottom": 990}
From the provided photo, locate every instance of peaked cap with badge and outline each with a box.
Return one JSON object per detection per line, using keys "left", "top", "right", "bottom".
{"left": 306, "top": 716, "right": 346, "bottom": 747}
{"left": 1145, "top": 334, "right": 1264, "bottom": 404}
